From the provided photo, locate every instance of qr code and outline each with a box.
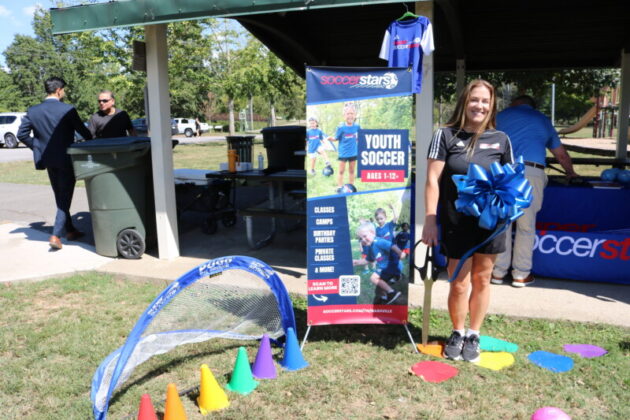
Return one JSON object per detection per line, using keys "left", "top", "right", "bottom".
{"left": 339, "top": 275, "right": 360, "bottom": 296}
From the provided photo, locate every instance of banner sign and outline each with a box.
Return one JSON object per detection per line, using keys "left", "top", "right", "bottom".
{"left": 306, "top": 67, "right": 413, "bottom": 326}
{"left": 532, "top": 229, "right": 630, "bottom": 285}
{"left": 534, "top": 182, "right": 630, "bottom": 284}
{"left": 306, "top": 67, "right": 413, "bottom": 105}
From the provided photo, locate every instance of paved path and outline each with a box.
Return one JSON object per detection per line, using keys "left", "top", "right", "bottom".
{"left": 1, "top": 182, "right": 628, "bottom": 327}
{"left": 0, "top": 146, "right": 32, "bottom": 162}
{"left": 562, "top": 137, "right": 630, "bottom": 157}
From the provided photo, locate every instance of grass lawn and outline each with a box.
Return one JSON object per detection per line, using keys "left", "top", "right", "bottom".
{"left": 0, "top": 140, "right": 269, "bottom": 185}
{"left": 0, "top": 141, "right": 615, "bottom": 185}
{"left": 1, "top": 274, "right": 628, "bottom": 419}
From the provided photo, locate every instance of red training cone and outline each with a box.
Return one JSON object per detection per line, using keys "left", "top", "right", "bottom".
{"left": 252, "top": 334, "right": 277, "bottom": 379}
{"left": 137, "top": 393, "right": 158, "bottom": 420}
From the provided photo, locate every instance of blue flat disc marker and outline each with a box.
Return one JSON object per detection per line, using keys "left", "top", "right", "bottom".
{"left": 528, "top": 350, "right": 574, "bottom": 373}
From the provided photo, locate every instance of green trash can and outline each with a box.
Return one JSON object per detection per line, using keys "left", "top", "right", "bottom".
{"left": 68, "top": 137, "right": 155, "bottom": 259}
{"left": 226, "top": 135, "right": 254, "bottom": 163}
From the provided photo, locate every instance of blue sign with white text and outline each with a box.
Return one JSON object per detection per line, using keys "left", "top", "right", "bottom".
{"left": 357, "top": 129, "right": 409, "bottom": 183}
{"left": 306, "top": 67, "right": 413, "bottom": 105}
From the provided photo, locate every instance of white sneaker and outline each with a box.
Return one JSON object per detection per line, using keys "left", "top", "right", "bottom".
{"left": 490, "top": 275, "right": 504, "bottom": 285}
{"left": 512, "top": 274, "right": 535, "bottom": 288}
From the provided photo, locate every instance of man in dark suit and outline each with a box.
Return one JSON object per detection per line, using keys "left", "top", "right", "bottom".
{"left": 18, "top": 76, "right": 93, "bottom": 250}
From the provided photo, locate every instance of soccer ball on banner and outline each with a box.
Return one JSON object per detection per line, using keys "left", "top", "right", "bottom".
{"left": 338, "top": 184, "right": 357, "bottom": 194}
{"left": 322, "top": 165, "right": 334, "bottom": 177}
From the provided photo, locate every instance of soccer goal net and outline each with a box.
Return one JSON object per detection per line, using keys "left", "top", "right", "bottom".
{"left": 91, "top": 255, "right": 296, "bottom": 420}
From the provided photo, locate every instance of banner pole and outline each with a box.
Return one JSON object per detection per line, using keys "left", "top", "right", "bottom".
{"left": 403, "top": 324, "right": 420, "bottom": 353}
{"left": 300, "top": 325, "right": 312, "bottom": 351}
{"left": 421, "top": 277, "right": 433, "bottom": 346}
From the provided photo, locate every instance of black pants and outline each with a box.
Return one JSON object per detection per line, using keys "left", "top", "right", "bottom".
{"left": 47, "top": 166, "right": 77, "bottom": 237}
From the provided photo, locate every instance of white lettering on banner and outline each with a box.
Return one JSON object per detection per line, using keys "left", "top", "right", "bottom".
{"left": 314, "top": 206, "right": 335, "bottom": 213}
{"left": 534, "top": 233, "right": 606, "bottom": 258}
{"left": 315, "top": 218, "right": 334, "bottom": 225}
{"left": 313, "top": 229, "right": 336, "bottom": 244}
{"left": 573, "top": 237, "right": 592, "bottom": 257}
{"left": 319, "top": 73, "right": 399, "bottom": 90}
{"left": 360, "top": 151, "right": 405, "bottom": 166}
{"left": 365, "top": 134, "right": 402, "bottom": 149}
{"left": 314, "top": 248, "right": 335, "bottom": 262}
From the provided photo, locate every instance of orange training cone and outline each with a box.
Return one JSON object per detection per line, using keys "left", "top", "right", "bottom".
{"left": 197, "top": 364, "right": 229, "bottom": 415}
{"left": 137, "top": 394, "right": 158, "bottom": 420}
{"left": 164, "top": 383, "right": 187, "bottom": 420}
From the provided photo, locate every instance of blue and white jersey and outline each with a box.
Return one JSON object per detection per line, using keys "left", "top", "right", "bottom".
{"left": 366, "top": 237, "right": 394, "bottom": 271}
{"left": 379, "top": 16, "right": 434, "bottom": 94}
{"left": 376, "top": 221, "right": 397, "bottom": 241}
{"left": 307, "top": 128, "right": 325, "bottom": 154}
{"left": 335, "top": 123, "right": 360, "bottom": 159}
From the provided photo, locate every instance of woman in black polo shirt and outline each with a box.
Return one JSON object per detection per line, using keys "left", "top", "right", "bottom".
{"left": 422, "top": 79, "right": 513, "bottom": 362}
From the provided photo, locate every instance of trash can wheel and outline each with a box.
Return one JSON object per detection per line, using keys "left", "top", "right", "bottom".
{"left": 117, "top": 228, "right": 146, "bottom": 259}
{"left": 202, "top": 217, "right": 218, "bottom": 234}
{"left": 222, "top": 212, "right": 237, "bottom": 227}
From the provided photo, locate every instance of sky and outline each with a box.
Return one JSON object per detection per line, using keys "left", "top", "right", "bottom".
{"left": 0, "top": 2, "right": 41, "bottom": 67}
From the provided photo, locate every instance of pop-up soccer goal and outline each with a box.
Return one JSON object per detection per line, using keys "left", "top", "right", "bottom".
{"left": 91, "top": 255, "right": 296, "bottom": 420}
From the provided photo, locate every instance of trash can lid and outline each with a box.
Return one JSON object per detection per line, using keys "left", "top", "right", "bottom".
{"left": 68, "top": 136, "right": 151, "bottom": 154}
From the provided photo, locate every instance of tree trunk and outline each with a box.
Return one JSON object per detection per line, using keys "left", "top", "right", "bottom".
{"left": 249, "top": 96, "right": 254, "bottom": 131}
{"left": 228, "top": 98, "right": 235, "bottom": 134}
{"left": 270, "top": 102, "right": 276, "bottom": 127}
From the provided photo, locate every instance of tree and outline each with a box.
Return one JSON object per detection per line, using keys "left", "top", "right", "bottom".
{"left": 435, "top": 68, "right": 620, "bottom": 123}
{"left": 1, "top": 11, "right": 305, "bottom": 130}
{"left": 204, "top": 20, "right": 247, "bottom": 134}
{"left": 3, "top": 6, "right": 134, "bottom": 120}
{"left": 258, "top": 43, "right": 304, "bottom": 125}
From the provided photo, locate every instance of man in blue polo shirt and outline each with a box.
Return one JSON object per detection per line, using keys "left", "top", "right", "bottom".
{"left": 492, "top": 95, "right": 578, "bottom": 287}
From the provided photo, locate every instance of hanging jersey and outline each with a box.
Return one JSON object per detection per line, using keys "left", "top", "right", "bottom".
{"left": 307, "top": 128, "right": 325, "bottom": 154}
{"left": 335, "top": 123, "right": 360, "bottom": 158}
{"left": 379, "top": 16, "right": 434, "bottom": 94}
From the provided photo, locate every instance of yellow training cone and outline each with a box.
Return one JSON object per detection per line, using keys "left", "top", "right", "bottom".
{"left": 197, "top": 364, "right": 230, "bottom": 415}
{"left": 164, "top": 383, "right": 188, "bottom": 420}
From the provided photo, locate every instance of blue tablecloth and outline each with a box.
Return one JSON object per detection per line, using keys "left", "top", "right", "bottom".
{"left": 533, "top": 179, "right": 630, "bottom": 284}
{"left": 537, "top": 180, "right": 630, "bottom": 232}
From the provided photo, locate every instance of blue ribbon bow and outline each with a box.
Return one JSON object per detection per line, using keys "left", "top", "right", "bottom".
{"left": 447, "top": 157, "right": 533, "bottom": 281}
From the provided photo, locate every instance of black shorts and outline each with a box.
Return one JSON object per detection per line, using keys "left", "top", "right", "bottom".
{"left": 440, "top": 214, "right": 507, "bottom": 260}
{"left": 375, "top": 265, "right": 401, "bottom": 281}
{"left": 338, "top": 156, "right": 357, "bottom": 162}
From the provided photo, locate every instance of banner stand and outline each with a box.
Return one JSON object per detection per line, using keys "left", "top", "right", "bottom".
{"left": 305, "top": 67, "right": 416, "bottom": 355}
{"left": 300, "top": 324, "right": 419, "bottom": 353}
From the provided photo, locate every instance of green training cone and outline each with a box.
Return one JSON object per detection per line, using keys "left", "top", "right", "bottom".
{"left": 225, "top": 347, "right": 259, "bottom": 395}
